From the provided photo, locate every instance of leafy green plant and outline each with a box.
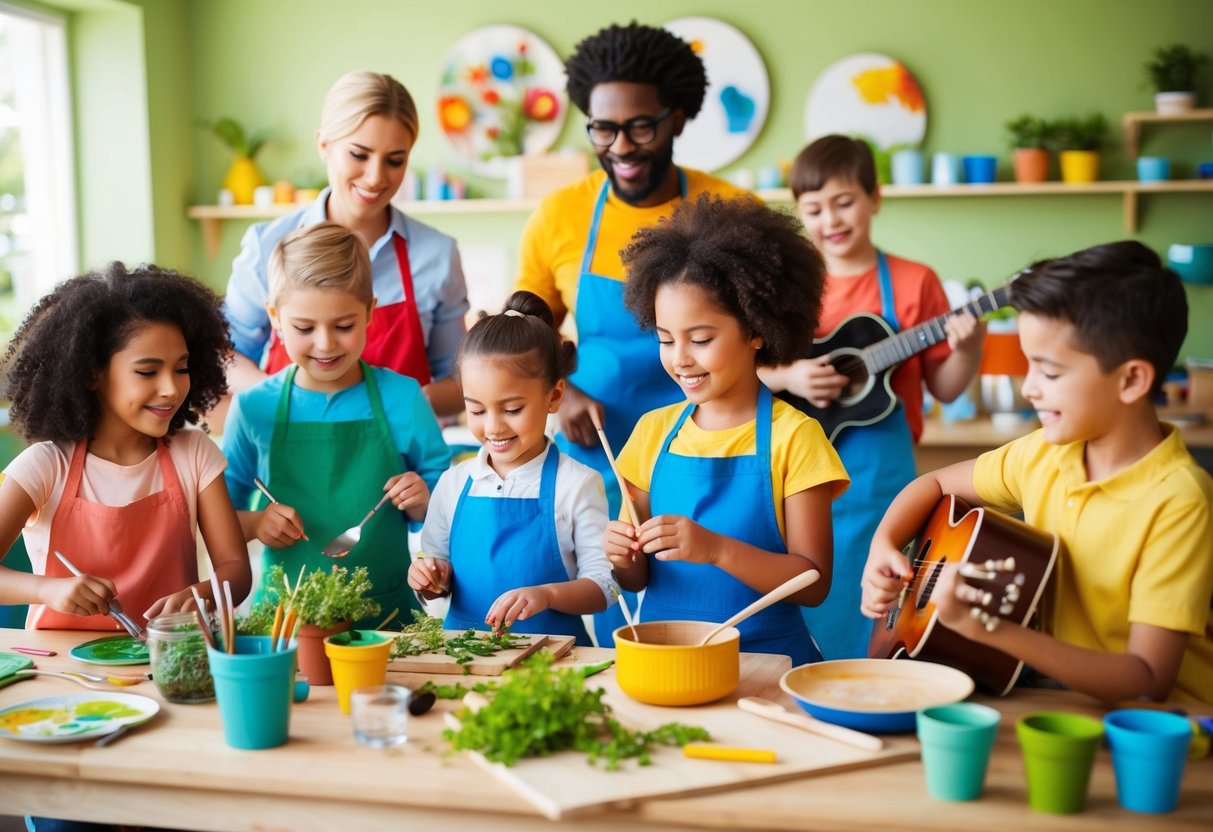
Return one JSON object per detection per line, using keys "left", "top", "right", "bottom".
{"left": 1004, "top": 115, "right": 1054, "bottom": 150}
{"left": 1144, "top": 44, "right": 1206, "bottom": 93}
{"left": 201, "top": 116, "right": 269, "bottom": 159}
{"left": 444, "top": 652, "right": 709, "bottom": 770}
{"left": 261, "top": 563, "right": 380, "bottom": 629}
{"left": 1046, "top": 114, "right": 1108, "bottom": 152}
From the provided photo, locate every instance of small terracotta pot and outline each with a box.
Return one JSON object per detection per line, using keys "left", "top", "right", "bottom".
{"left": 295, "top": 620, "right": 350, "bottom": 686}
{"left": 1012, "top": 148, "right": 1049, "bottom": 183}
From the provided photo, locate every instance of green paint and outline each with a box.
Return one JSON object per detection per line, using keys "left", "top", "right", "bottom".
{"left": 72, "top": 635, "right": 150, "bottom": 664}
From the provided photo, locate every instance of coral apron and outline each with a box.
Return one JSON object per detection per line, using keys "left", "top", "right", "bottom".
{"left": 445, "top": 445, "right": 591, "bottom": 645}
{"left": 259, "top": 362, "right": 414, "bottom": 627}
{"left": 565, "top": 172, "right": 687, "bottom": 647}
{"left": 32, "top": 440, "right": 197, "bottom": 630}
{"left": 800, "top": 251, "right": 918, "bottom": 660}
{"left": 264, "top": 235, "right": 432, "bottom": 386}
{"left": 641, "top": 386, "right": 821, "bottom": 665}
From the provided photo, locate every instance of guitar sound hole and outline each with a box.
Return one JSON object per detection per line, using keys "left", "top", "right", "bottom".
{"left": 917, "top": 560, "right": 946, "bottom": 611}
{"left": 829, "top": 354, "right": 869, "bottom": 400}
{"left": 885, "top": 539, "right": 933, "bottom": 630}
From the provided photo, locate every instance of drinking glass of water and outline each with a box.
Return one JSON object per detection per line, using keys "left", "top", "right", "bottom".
{"left": 350, "top": 685, "right": 411, "bottom": 748}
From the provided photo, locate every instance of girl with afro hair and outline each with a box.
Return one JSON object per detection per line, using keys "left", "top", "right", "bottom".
{"left": 0, "top": 262, "right": 250, "bottom": 631}
{"left": 606, "top": 196, "right": 850, "bottom": 664}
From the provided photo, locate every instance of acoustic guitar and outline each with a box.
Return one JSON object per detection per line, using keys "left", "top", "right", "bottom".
{"left": 778, "top": 282, "right": 1012, "bottom": 442}
{"left": 867, "top": 493, "right": 1060, "bottom": 696}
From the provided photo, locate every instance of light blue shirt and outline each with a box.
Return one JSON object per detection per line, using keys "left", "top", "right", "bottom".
{"left": 222, "top": 189, "right": 469, "bottom": 380}
{"left": 221, "top": 366, "right": 450, "bottom": 516}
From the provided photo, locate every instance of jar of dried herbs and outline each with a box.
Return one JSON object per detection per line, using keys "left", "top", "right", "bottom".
{"left": 147, "top": 612, "right": 215, "bottom": 703}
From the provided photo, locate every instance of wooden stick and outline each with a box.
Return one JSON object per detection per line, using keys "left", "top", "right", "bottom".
{"left": 279, "top": 609, "right": 298, "bottom": 651}
{"left": 208, "top": 573, "right": 227, "bottom": 652}
{"left": 269, "top": 602, "right": 284, "bottom": 652}
{"left": 587, "top": 408, "right": 641, "bottom": 527}
{"left": 223, "top": 581, "right": 236, "bottom": 655}
{"left": 188, "top": 586, "right": 216, "bottom": 649}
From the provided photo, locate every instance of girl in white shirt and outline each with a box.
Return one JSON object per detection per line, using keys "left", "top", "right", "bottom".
{"left": 411, "top": 291, "right": 615, "bottom": 645}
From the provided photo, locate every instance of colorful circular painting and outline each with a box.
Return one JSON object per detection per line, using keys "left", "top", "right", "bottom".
{"left": 664, "top": 17, "right": 769, "bottom": 172}
{"left": 437, "top": 24, "right": 568, "bottom": 177}
{"left": 805, "top": 53, "right": 927, "bottom": 168}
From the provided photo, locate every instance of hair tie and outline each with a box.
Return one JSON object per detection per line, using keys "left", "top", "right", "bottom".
{"left": 503, "top": 309, "right": 525, "bottom": 318}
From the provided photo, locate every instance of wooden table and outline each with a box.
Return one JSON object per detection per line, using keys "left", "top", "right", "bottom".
{"left": 0, "top": 629, "right": 1209, "bottom": 830}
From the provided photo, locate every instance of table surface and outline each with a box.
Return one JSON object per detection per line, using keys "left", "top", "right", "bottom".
{"left": 0, "top": 628, "right": 1209, "bottom": 831}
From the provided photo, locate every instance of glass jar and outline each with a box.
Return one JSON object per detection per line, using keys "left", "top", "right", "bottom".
{"left": 147, "top": 611, "right": 215, "bottom": 704}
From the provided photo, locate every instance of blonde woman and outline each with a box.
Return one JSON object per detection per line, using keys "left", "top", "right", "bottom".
{"left": 222, "top": 71, "right": 468, "bottom": 422}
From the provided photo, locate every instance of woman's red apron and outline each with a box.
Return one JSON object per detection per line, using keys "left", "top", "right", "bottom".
{"left": 30, "top": 441, "right": 198, "bottom": 630}
{"left": 264, "top": 235, "right": 432, "bottom": 385}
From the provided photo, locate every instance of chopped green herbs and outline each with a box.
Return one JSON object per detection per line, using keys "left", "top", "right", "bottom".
{"left": 391, "top": 611, "right": 530, "bottom": 667}
{"left": 444, "top": 652, "right": 709, "bottom": 770}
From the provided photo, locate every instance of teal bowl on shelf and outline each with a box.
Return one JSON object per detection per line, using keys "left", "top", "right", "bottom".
{"left": 1167, "top": 244, "right": 1213, "bottom": 285}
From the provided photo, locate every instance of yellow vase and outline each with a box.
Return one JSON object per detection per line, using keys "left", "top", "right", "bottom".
{"left": 223, "top": 155, "right": 264, "bottom": 205}
{"left": 1059, "top": 150, "right": 1100, "bottom": 184}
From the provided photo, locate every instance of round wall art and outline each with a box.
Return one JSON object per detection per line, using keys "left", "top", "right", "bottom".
{"left": 804, "top": 52, "right": 927, "bottom": 153}
{"left": 437, "top": 24, "right": 568, "bottom": 177}
{"left": 664, "top": 17, "right": 770, "bottom": 172}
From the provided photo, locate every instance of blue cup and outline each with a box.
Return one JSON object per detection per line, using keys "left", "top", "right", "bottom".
{"left": 1104, "top": 709, "right": 1191, "bottom": 814}
{"left": 917, "top": 703, "right": 1002, "bottom": 801}
{"left": 891, "top": 149, "right": 925, "bottom": 185}
{"left": 962, "top": 155, "right": 998, "bottom": 184}
{"left": 932, "top": 152, "right": 963, "bottom": 186}
{"left": 207, "top": 636, "right": 296, "bottom": 750}
{"left": 1136, "top": 156, "right": 1171, "bottom": 182}
{"left": 1198, "top": 161, "right": 1213, "bottom": 180}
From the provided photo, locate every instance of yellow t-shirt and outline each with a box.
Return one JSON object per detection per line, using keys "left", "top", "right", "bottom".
{"left": 515, "top": 169, "right": 748, "bottom": 327}
{"left": 974, "top": 426, "right": 1213, "bottom": 705}
{"left": 616, "top": 398, "right": 850, "bottom": 540}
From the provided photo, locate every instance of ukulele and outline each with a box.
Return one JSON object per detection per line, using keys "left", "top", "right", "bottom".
{"left": 867, "top": 494, "right": 1060, "bottom": 695}
{"left": 778, "top": 282, "right": 1013, "bottom": 442}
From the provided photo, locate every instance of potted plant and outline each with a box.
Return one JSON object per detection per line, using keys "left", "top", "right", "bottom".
{"left": 1047, "top": 114, "right": 1108, "bottom": 184}
{"left": 203, "top": 116, "right": 270, "bottom": 205}
{"left": 260, "top": 564, "right": 380, "bottom": 686}
{"left": 1144, "top": 43, "right": 1206, "bottom": 114}
{"left": 1005, "top": 115, "right": 1053, "bottom": 183}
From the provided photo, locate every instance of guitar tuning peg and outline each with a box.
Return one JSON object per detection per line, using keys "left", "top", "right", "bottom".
{"left": 981, "top": 592, "right": 994, "bottom": 607}
{"left": 1005, "top": 584, "right": 1021, "bottom": 602}
{"left": 999, "top": 602, "right": 1015, "bottom": 616}
{"left": 984, "top": 616, "right": 1000, "bottom": 632}
{"left": 1013, "top": 574, "right": 1026, "bottom": 587}
{"left": 970, "top": 607, "right": 984, "bottom": 620}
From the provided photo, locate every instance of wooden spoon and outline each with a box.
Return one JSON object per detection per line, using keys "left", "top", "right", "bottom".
{"left": 738, "top": 696, "right": 884, "bottom": 751}
{"left": 698, "top": 569, "right": 821, "bottom": 646}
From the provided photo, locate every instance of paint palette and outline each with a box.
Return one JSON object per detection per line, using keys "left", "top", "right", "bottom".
{"left": 0, "top": 692, "right": 160, "bottom": 743}
{"left": 69, "top": 635, "right": 150, "bottom": 666}
{"left": 0, "top": 652, "right": 34, "bottom": 690}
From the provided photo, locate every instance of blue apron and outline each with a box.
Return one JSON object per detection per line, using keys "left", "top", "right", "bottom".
{"left": 800, "top": 251, "right": 918, "bottom": 660}
{"left": 445, "top": 444, "right": 591, "bottom": 646}
{"left": 565, "top": 172, "right": 687, "bottom": 647}
{"left": 642, "top": 386, "right": 822, "bottom": 666}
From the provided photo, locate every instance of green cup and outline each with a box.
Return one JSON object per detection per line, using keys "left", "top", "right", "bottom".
{"left": 1016, "top": 711, "right": 1104, "bottom": 813}
{"left": 917, "top": 703, "right": 1002, "bottom": 800}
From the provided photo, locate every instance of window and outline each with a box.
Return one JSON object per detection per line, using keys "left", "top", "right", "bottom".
{"left": 0, "top": 4, "right": 76, "bottom": 343}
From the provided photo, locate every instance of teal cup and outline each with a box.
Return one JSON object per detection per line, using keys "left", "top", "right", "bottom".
{"left": 1136, "top": 156, "right": 1170, "bottom": 182}
{"left": 917, "top": 703, "right": 1002, "bottom": 800}
{"left": 1104, "top": 709, "right": 1190, "bottom": 813}
{"left": 207, "top": 636, "right": 296, "bottom": 750}
{"left": 1016, "top": 711, "right": 1103, "bottom": 814}
{"left": 891, "top": 149, "right": 925, "bottom": 185}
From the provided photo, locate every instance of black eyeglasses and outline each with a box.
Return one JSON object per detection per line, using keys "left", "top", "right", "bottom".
{"left": 585, "top": 108, "right": 672, "bottom": 148}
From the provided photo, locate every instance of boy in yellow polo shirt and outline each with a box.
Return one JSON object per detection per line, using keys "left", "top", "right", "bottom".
{"left": 861, "top": 241, "right": 1212, "bottom": 705}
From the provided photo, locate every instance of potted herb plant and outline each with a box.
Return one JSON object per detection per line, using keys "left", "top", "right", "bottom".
{"left": 261, "top": 564, "right": 380, "bottom": 686}
{"left": 203, "top": 116, "right": 269, "bottom": 205}
{"left": 1047, "top": 114, "right": 1108, "bottom": 184}
{"left": 1005, "top": 115, "right": 1053, "bottom": 183}
{"left": 1144, "top": 43, "right": 1206, "bottom": 114}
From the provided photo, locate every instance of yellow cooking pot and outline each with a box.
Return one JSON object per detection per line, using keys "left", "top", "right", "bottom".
{"left": 613, "top": 621, "right": 740, "bottom": 706}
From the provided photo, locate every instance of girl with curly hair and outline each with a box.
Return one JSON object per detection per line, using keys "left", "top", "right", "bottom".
{"left": 0, "top": 262, "right": 251, "bottom": 630}
{"left": 606, "top": 196, "right": 850, "bottom": 664}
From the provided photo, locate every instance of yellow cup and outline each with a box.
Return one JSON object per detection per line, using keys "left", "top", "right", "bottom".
{"left": 323, "top": 630, "right": 392, "bottom": 714}
{"left": 613, "top": 621, "right": 739, "bottom": 706}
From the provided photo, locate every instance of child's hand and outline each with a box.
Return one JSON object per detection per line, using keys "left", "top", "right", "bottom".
{"left": 945, "top": 311, "right": 985, "bottom": 354}
{"left": 860, "top": 547, "right": 912, "bottom": 619}
{"left": 783, "top": 356, "right": 849, "bottom": 409}
{"left": 385, "top": 472, "right": 429, "bottom": 515}
{"left": 144, "top": 587, "right": 198, "bottom": 620}
{"left": 604, "top": 519, "right": 641, "bottom": 568}
{"left": 407, "top": 555, "right": 450, "bottom": 598}
{"left": 486, "top": 586, "right": 552, "bottom": 631}
{"left": 556, "top": 384, "right": 603, "bottom": 447}
{"left": 41, "top": 574, "right": 116, "bottom": 618}
{"left": 253, "top": 503, "right": 307, "bottom": 548}
{"left": 635, "top": 514, "right": 718, "bottom": 564}
{"left": 932, "top": 564, "right": 991, "bottom": 641}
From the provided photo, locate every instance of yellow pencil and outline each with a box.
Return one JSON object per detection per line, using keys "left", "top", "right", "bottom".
{"left": 683, "top": 744, "right": 778, "bottom": 764}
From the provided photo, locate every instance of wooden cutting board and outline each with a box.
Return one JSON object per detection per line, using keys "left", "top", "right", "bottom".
{"left": 450, "top": 653, "right": 918, "bottom": 819}
{"left": 385, "top": 631, "right": 577, "bottom": 676}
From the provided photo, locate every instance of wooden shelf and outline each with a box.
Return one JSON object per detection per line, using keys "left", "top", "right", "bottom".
{"left": 1122, "top": 108, "right": 1213, "bottom": 157}
{"left": 188, "top": 179, "right": 1213, "bottom": 258}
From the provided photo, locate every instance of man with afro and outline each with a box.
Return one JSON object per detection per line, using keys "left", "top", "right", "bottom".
{"left": 514, "top": 20, "right": 747, "bottom": 647}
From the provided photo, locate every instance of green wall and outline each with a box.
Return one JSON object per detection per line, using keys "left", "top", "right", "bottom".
{"left": 57, "top": 1, "right": 1213, "bottom": 357}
